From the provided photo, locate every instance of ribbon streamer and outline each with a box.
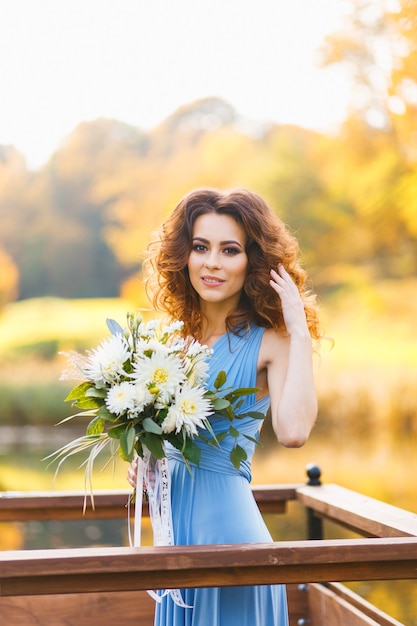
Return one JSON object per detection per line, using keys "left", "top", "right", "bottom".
{"left": 129, "top": 448, "right": 192, "bottom": 608}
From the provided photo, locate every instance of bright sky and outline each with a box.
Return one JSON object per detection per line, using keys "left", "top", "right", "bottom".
{"left": 0, "top": 0, "right": 352, "bottom": 169}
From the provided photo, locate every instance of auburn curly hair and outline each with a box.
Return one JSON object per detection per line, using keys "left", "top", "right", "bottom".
{"left": 144, "top": 188, "right": 320, "bottom": 341}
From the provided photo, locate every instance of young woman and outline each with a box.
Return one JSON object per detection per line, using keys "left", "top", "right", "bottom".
{"left": 128, "top": 187, "right": 320, "bottom": 626}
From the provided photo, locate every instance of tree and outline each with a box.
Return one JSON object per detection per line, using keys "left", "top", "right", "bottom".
{"left": 319, "top": 0, "right": 417, "bottom": 277}
{"left": 0, "top": 248, "right": 19, "bottom": 308}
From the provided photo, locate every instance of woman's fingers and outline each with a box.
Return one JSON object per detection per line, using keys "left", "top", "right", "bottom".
{"left": 269, "top": 265, "right": 307, "bottom": 333}
{"left": 127, "top": 456, "right": 138, "bottom": 487}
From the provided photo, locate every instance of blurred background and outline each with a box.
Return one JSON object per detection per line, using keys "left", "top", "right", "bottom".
{"left": 0, "top": 0, "right": 416, "bottom": 621}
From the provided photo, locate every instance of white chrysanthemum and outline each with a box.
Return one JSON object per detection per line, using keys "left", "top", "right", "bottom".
{"left": 138, "top": 319, "right": 159, "bottom": 339}
{"left": 160, "top": 407, "right": 178, "bottom": 434}
{"left": 184, "top": 357, "right": 211, "bottom": 385}
{"left": 183, "top": 340, "right": 212, "bottom": 384}
{"left": 133, "top": 383, "right": 153, "bottom": 412}
{"left": 161, "top": 383, "right": 213, "bottom": 436}
{"left": 84, "top": 334, "right": 131, "bottom": 386}
{"left": 133, "top": 351, "right": 186, "bottom": 403}
{"left": 186, "top": 340, "right": 213, "bottom": 359}
{"left": 134, "top": 338, "right": 170, "bottom": 360}
{"left": 105, "top": 381, "right": 137, "bottom": 415}
{"left": 163, "top": 320, "right": 184, "bottom": 335}
{"left": 167, "top": 338, "right": 186, "bottom": 355}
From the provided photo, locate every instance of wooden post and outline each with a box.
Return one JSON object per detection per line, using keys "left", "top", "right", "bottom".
{"left": 305, "top": 464, "right": 323, "bottom": 540}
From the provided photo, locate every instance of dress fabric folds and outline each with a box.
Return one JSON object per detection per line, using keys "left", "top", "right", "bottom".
{"left": 154, "top": 325, "right": 289, "bottom": 626}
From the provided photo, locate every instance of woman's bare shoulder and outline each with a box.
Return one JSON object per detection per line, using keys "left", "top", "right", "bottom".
{"left": 259, "top": 327, "right": 289, "bottom": 366}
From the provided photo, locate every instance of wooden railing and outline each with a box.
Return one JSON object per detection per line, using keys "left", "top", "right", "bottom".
{"left": 1, "top": 470, "right": 416, "bottom": 626}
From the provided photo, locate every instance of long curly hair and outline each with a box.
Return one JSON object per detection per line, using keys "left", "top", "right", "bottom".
{"left": 144, "top": 187, "right": 320, "bottom": 341}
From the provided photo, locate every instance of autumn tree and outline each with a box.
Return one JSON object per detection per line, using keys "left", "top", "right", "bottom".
{"left": 319, "top": 0, "right": 417, "bottom": 278}
{"left": 0, "top": 248, "right": 19, "bottom": 308}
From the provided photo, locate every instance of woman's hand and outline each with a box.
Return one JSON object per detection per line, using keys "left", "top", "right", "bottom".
{"left": 269, "top": 265, "right": 308, "bottom": 336}
{"left": 127, "top": 455, "right": 139, "bottom": 488}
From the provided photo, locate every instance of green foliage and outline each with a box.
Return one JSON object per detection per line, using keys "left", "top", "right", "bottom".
{"left": 0, "top": 382, "right": 71, "bottom": 426}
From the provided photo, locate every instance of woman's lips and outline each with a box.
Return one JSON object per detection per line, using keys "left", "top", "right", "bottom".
{"left": 201, "top": 275, "right": 225, "bottom": 285}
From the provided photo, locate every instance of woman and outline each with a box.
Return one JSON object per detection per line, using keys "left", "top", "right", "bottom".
{"left": 128, "top": 187, "right": 320, "bottom": 625}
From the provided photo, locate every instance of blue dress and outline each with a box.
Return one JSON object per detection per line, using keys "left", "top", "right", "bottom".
{"left": 155, "top": 325, "right": 289, "bottom": 626}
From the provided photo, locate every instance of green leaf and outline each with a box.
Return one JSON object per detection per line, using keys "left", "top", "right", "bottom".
{"left": 108, "top": 424, "right": 127, "bottom": 439}
{"left": 211, "top": 397, "right": 230, "bottom": 411}
{"left": 143, "top": 417, "right": 163, "bottom": 435}
{"left": 86, "top": 416, "right": 105, "bottom": 435}
{"left": 230, "top": 445, "right": 247, "bottom": 470}
{"left": 142, "top": 432, "right": 165, "bottom": 459}
{"left": 85, "top": 387, "right": 108, "bottom": 398}
{"left": 213, "top": 370, "right": 227, "bottom": 389}
{"left": 226, "top": 386, "right": 259, "bottom": 399}
{"left": 229, "top": 425, "right": 239, "bottom": 438}
{"left": 244, "top": 411, "right": 265, "bottom": 420}
{"left": 233, "top": 399, "right": 244, "bottom": 411}
{"left": 119, "top": 426, "right": 136, "bottom": 462}
{"left": 64, "top": 381, "right": 93, "bottom": 402}
{"left": 73, "top": 396, "right": 104, "bottom": 410}
{"left": 181, "top": 438, "right": 201, "bottom": 466}
{"left": 214, "top": 431, "right": 228, "bottom": 443}
{"left": 243, "top": 433, "right": 261, "bottom": 445}
{"left": 97, "top": 406, "right": 117, "bottom": 421}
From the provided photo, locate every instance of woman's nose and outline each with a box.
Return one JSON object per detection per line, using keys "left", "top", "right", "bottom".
{"left": 205, "top": 251, "right": 222, "bottom": 269}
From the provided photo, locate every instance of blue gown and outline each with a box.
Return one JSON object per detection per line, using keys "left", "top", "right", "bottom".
{"left": 155, "top": 324, "right": 289, "bottom": 626}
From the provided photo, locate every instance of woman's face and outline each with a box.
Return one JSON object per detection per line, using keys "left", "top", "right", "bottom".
{"left": 187, "top": 212, "right": 248, "bottom": 309}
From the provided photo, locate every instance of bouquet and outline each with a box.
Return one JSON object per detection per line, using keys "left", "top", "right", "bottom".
{"left": 47, "top": 312, "right": 262, "bottom": 498}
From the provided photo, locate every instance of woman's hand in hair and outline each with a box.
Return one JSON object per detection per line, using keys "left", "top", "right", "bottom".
{"left": 269, "top": 265, "right": 309, "bottom": 337}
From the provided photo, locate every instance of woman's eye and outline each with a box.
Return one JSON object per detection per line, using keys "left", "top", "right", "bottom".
{"left": 192, "top": 244, "right": 207, "bottom": 252}
{"left": 223, "top": 247, "right": 240, "bottom": 255}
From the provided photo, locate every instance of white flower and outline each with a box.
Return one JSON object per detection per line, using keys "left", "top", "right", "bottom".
{"left": 167, "top": 338, "right": 186, "bottom": 357}
{"left": 160, "top": 407, "right": 178, "bottom": 434}
{"left": 135, "top": 338, "right": 170, "bottom": 359}
{"left": 183, "top": 340, "right": 212, "bottom": 384}
{"left": 163, "top": 320, "right": 184, "bottom": 335}
{"left": 84, "top": 334, "right": 131, "bottom": 386}
{"left": 133, "top": 383, "right": 153, "bottom": 412}
{"left": 133, "top": 351, "right": 186, "bottom": 403}
{"left": 138, "top": 319, "right": 159, "bottom": 339}
{"left": 105, "top": 381, "right": 137, "bottom": 415}
{"left": 186, "top": 340, "right": 212, "bottom": 359}
{"left": 161, "top": 383, "right": 213, "bottom": 436}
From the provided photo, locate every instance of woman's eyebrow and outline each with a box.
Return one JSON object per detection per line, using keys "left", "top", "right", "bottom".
{"left": 192, "top": 236, "right": 243, "bottom": 248}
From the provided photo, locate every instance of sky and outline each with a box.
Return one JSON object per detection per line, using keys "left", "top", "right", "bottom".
{"left": 0, "top": 0, "right": 352, "bottom": 169}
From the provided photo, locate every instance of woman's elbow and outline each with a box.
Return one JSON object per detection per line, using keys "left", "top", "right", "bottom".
{"left": 274, "top": 413, "right": 317, "bottom": 448}
{"left": 278, "top": 432, "right": 309, "bottom": 448}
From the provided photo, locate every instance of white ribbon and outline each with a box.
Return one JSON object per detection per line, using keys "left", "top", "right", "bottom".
{"left": 128, "top": 447, "right": 192, "bottom": 608}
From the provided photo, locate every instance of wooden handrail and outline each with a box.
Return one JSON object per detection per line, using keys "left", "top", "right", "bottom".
{"left": 2, "top": 483, "right": 417, "bottom": 539}
{"left": 2, "top": 483, "right": 416, "bottom": 539}
{"left": 296, "top": 484, "right": 417, "bottom": 538}
{"left": 0, "top": 484, "right": 299, "bottom": 521}
{"left": 1, "top": 537, "right": 416, "bottom": 597}
{"left": 1, "top": 482, "right": 415, "bottom": 625}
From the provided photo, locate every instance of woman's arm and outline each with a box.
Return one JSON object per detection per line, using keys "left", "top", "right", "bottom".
{"left": 263, "top": 265, "right": 318, "bottom": 447}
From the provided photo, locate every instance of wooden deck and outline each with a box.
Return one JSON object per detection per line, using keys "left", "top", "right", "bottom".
{"left": 1, "top": 471, "right": 416, "bottom": 625}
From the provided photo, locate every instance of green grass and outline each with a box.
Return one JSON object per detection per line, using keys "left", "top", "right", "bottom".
{"left": 0, "top": 296, "right": 141, "bottom": 357}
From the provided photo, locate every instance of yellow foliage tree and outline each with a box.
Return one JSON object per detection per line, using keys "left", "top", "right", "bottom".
{"left": 0, "top": 248, "right": 19, "bottom": 308}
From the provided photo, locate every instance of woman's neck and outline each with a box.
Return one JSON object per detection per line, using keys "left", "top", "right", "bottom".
{"left": 200, "top": 317, "right": 227, "bottom": 348}
{"left": 199, "top": 301, "right": 234, "bottom": 346}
